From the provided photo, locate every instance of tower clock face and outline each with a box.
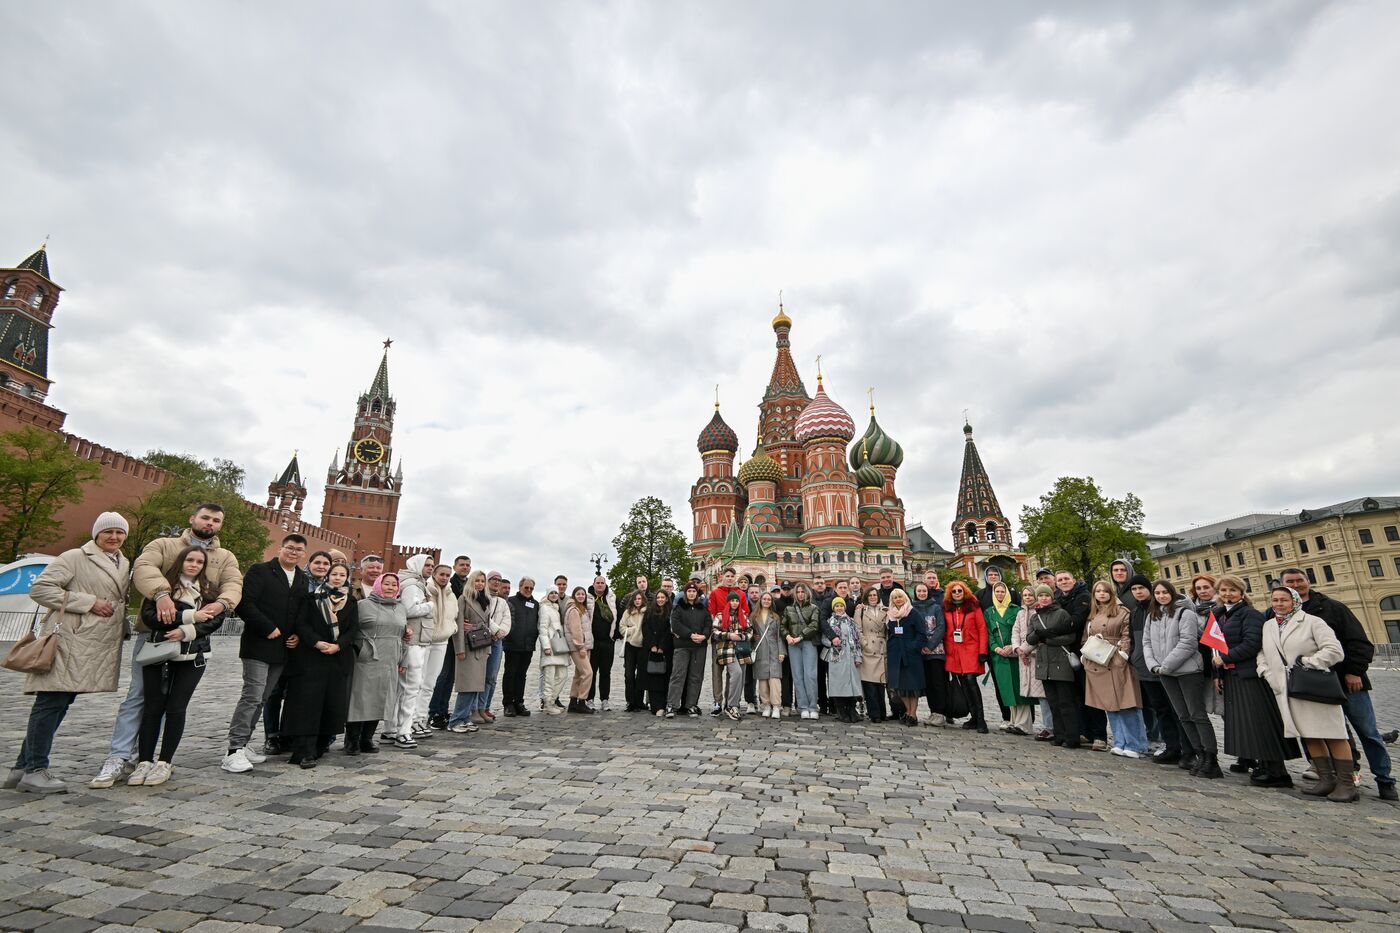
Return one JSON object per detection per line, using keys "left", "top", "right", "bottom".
{"left": 353, "top": 438, "right": 385, "bottom": 464}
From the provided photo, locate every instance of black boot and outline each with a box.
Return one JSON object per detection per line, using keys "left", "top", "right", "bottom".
{"left": 1250, "top": 761, "right": 1293, "bottom": 788}
{"left": 1197, "top": 752, "right": 1223, "bottom": 779}
{"left": 360, "top": 721, "right": 379, "bottom": 753}
{"left": 1178, "top": 748, "right": 1199, "bottom": 771}
{"left": 515, "top": 702, "right": 531, "bottom": 718}
{"left": 1153, "top": 747, "right": 1181, "bottom": 765}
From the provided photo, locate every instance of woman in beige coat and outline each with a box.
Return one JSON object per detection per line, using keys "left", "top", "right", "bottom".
{"left": 855, "top": 587, "right": 889, "bottom": 722}
{"left": 565, "top": 587, "right": 595, "bottom": 713}
{"left": 1256, "top": 586, "right": 1353, "bottom": 802}
{"left": 6, "top": 513, "right": 131, "bottom": 795}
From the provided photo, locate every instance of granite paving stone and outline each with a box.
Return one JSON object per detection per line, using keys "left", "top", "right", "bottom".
{"left": 1, "top": 654, "right": 1397, "bottom": 932}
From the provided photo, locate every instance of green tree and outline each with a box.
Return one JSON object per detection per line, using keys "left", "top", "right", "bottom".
{"left": 1019, "top": 476, "right": 1156, "bottom": 584}
{"left": 120, "top": 450, "right": 269, "bottom": 570}
{"left": 608, "top": 496, "right": 691, "bottom": 595}
{"left": 0, "top": 426, "right": 102, "bottom": 561}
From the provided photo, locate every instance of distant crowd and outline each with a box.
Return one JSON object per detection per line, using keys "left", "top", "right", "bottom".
{"left": 4, "top": 504, "right": 1395, "bottom": 805}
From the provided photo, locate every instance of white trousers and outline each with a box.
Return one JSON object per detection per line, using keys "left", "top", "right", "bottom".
{"left": 395, "top": 644, "right": 428, "bottom": 736}
{"left": 540, "top": 664, "right": 569, "bottom": 706}
{"left": 413, "top": 642, "right": 448, "bottom": 724}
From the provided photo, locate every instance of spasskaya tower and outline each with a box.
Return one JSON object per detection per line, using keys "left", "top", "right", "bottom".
{"left": 320, "top": 341, "right": 405, "bottom": 563}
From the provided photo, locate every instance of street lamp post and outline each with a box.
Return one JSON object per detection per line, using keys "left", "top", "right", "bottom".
{"left": 590, "top": 552, "right": 609, "bottom": 576}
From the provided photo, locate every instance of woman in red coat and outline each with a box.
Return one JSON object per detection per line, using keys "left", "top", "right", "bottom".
{"left": 944, "top": 581, "right": 990, "bottom": 733}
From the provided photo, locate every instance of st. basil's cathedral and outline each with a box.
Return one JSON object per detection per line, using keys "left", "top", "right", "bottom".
{"left": 689, "top": 305, "right": 1027, "bottom": 586}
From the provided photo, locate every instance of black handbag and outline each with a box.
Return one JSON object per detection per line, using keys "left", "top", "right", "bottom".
{"left": 464, "top": 625, "right": 493, "bottom": 650}
{"left": 646, "top": 657, "right": 667, "bottom": 675}
{"left": 1286, "top": 662, "right": 1346, "bottom": 705}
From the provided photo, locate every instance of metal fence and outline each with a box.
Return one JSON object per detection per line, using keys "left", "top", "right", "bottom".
{"left": 0, "top": 610, "right": 245, "bottom": 641}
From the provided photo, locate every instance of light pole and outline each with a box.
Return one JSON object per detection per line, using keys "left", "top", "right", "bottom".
{"left": 590, "top": 552, "right": 609, "bottom": 576}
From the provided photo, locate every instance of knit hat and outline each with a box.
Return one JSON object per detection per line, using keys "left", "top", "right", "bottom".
{"left": 831, "top": 597, "right": 847, "bottom": 610}
{"left": 1127, "top": 573, "right": 1151, "bottom": 590}
{"left": 1033, "top": 584, "right": 1054, "bottom": 597}
{"left": 486, "top": 570, "right": 502, "bottom": 581}
{"left": 92, "top": 512, "right": 129, "bottom": 538}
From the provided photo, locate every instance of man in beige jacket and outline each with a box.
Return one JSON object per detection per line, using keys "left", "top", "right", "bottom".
{"left": 88, "top": 504, "right": 244, "bottom": 789}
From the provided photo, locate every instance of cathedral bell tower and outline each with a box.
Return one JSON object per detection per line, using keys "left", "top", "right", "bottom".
{"left": 319, "top": 341, "right": 404, "bottom": 560}
{"left": 0, "top": 244, "right": 63, "bottom": 423}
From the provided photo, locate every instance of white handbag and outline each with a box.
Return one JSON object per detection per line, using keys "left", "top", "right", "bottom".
{"left": 1080, "top": 633, "right": 1118, "bottom": 667}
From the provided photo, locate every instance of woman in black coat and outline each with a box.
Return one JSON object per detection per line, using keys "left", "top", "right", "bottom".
{"left": 283, "top": 563, "right": 359, "bottom": 767}
{"left": 641, "top": 591, "right": 674, "bottom": 715}
{"left": 1213, "top": 574, "right": 1298, "bottom": 787}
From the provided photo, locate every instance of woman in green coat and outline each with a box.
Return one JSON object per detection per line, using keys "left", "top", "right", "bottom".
{"left": 985, "top": 582, "right": 1034, "bottom": 735}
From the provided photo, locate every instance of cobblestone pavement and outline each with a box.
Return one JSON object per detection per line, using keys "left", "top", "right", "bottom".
{"left": 2, "top": 651, "right": 1399, "bottom": 933}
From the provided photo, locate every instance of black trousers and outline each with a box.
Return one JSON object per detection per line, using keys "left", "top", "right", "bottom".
{"left": 139, "top": 662, "right": 205, "bottom": 763}
{"left": 861, "top": 681, "right": 888, "bottom": 722}
{"left": 1075, "top": 666, "right": 1107, "bottom": 741}
{"left": 781, "top": 654, "right": 793, "bottom": 708}
{"left": 263, "top": 668, "right": 288, "bottom": 740}
{"left": 1044, "top": 680, "right": 1082, "bottom": 748}
{"left": 818, "top": 656, "right": 830, "bottom": 712}
{"left": 588, "top": 639, "right": 615, "bottom": 701}
{"left": 428, "top": 652, "right": 456, "bottom": 719}
{"left": 923, "top": 657, "right": 949, "bottom": 716}
{"left": 1140, "top": 680, "right": 1181, "bottom": 752}
{"left": 744, "top": 664, "right": 757, "bottom": 705}
{"left": 502, "top": 650, "right": 533, "bottom": 707}
{"left": 346, "top": 720, "right": 380, "bottom": 748}
{"left": 954, "top": 673, "right": 986, "bottom": 728}
{"left": 623, "top": 643, "right": 646, "bottom": 709}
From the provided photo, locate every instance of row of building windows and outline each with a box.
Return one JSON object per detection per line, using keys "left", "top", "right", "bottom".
{"left": 1358, "top": 525, "right": 1400, "bottom": 545}
{"left": 2, "top": 279, "right": 45, "bottom": 309}
{"left": 1170, "top": 525, "right": 1399, "bottom": 580}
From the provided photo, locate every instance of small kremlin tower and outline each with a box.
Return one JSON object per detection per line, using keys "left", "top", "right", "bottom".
{"left": 950, "top": 419, "right": 1027, "bottom": 582}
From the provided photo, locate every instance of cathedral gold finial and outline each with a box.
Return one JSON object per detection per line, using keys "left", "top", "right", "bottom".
{"left": 815, "top": 354, "right": 823, "bottom": 385}
{"left": 714, "top": 384, "right": 720, "bottom": 411}
{"left": 771, "top": 291, "right": 792, "bottom": 330}
{"left": 868, "top": 387, "right": 875, "bottom": 415}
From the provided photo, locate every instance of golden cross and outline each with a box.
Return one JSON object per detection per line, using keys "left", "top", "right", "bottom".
{"left": 868, "top": 387, "right": 875, "bottom": 415}
{"left": 815, "top": 354, "right": 823, "bottom": 381}
{"left": 714, "top": 384, "right": 720, "bottom": 410}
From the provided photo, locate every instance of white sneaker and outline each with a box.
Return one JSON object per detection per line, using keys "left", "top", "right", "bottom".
{"left": 243, "top": 747, "right": 267, "bottom": 765}
{"left": 600, "top": 700, "right": 610, "bottom": 711}
{"left": 145, "top": 762, "right": 173, "bottom": 786}
{"left": 221, "top": 749, "right": 254, "bottom": 773}
{"left": 89, "top": 756, "right": 127, "bottom": 789}
{"left": 127, "top": 761, "right": 154, "bottom": 786}
{"left": 1119, "top": 749, "right": 1141, "bottom": 759}
{"left": 772, "top": 708, "right": 781, "bottom": 720}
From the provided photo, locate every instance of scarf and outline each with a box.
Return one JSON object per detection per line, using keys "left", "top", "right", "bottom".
{"left": 370, "top": 572, "right": 399, "bottom": 601}
{"left": 322, "top": 585, "right": 348, "bottom": 639}
{"left": 991, "top": 589, "right": 1013, "bottom": 617}
{"left": 1275, "top": 587, "right": 1302, "bottom": 625}
{"left": 593, "top": 590, "right": 614, "bottom": 625}
{"left": 475, "top": 589, "right": 489, "bottom": 610}
{"left": 886, "top": 600, "right": 912, "bottom": 623}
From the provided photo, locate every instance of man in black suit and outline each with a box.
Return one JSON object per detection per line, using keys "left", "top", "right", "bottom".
{"left": 223, "top": 534, "right": 309, "bottom": 773}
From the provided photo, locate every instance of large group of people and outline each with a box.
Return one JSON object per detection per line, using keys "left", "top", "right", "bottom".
{"left": 4, "top": 509, "right": 1395, "bottom": 808}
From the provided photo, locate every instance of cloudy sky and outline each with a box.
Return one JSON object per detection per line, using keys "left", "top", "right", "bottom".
{"left": 6, "top": 1, "right": 1398, "bottom": 581}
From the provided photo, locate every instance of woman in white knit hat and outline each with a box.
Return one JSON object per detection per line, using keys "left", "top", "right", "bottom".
{"left": 5, "top": 512, "right": 131, "bottom": 795}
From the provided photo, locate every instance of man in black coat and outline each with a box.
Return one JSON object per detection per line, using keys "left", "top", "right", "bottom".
{"left": 619, "top": 574, "right": 652, "bottom": 712}
{"left": 1055, "top": 570, "right": 1099, "bottom": 746}
{"left": 223, "top": 534, "right": 309, "bottom": 772}
{"left": 501, "top": 578, "right": 540, "bottom": 717}
{"left": 1281, "top": 569, "right": 1395, "bottom": 801}
{"left": 976, "top": 566, "right": 1019, "bottom": 610}
{"left": 876, "top": 568, "right": 907, "bottom": 607}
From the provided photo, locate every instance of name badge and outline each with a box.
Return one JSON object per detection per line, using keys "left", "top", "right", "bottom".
{"left": 893, "top": 626, "right": 904, "bottom": 635}
{"left": 953, "top": 630, "right": 964, "bottom": 643}
{"left": 525, "top": 601, "right": 536, "bottom": 608}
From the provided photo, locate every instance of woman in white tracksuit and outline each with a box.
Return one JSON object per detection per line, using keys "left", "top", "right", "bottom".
{"left": 391, "top": 554, "right": 436, "bottom": 748}
{"left": 412, "top": 564, "right": 458, "bottom": 730}
{"left": 537, "top": 590, "right": 571, "bottom": 713}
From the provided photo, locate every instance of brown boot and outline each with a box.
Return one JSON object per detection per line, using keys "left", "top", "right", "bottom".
{"left": 1301, "top": 756, "right": 1336, "bottom": 797}
{"left": 1326, "top": 757, "right": 1359, "bottom": 803}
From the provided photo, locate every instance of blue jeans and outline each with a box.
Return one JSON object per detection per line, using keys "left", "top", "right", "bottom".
{"left": 1343, "top": 689, "right": 1394, "bottom": 787}
{"left": 15, "top": 691, "right": 77, "bottom": 771}
{"left": 1039, "top": 698, "right": 1054, "bottom": 732}
{"left": 1107, "top": 708, "right": 1149, "bottom": 754}
{"left": 109, "top": 636, "right": 145, "bottom": 761}
{"left": 481, "top": 640, "right": 503, "bottom": 712}
{"left": 449, "top": 691, "right": 481, "bottom": 726}
{"left": 789, "top": 641, "right": 818, "bottom": 712}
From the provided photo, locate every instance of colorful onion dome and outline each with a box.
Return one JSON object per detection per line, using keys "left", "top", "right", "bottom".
{"left": 738, "top": 444, "right": 784, "bottom": 486}
{"left": 697, "top": 408, "right": 739, "bottom": 454}
{"left": 849, "top": 414, "right": 904, "bottom": 470}
{"left": 855, "top": 461, "right": 884, "bottom": 488}
{"left": 794, "top": 379, "right": 855, "bottom": 443}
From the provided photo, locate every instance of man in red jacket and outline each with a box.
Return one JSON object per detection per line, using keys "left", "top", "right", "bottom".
{"left": 705, "top": 567, "right": 749, "bottom": 714}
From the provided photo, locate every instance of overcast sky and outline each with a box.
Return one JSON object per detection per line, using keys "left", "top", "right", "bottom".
{"left": 5, "top": 1, "right": 1398, "bottom": 581}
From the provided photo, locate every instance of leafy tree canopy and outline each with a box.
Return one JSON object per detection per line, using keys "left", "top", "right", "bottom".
{"left": 1019, "top": 476, "right": 1156, "bottom": 584}
{"left": 120, "top": 450, "right": 269, "bottom": 570}
{"left": 608, "top": 495, "right": 690, "bottom": 597}
{"left": 0, "top": 427, "right": 101, "bottom": 561}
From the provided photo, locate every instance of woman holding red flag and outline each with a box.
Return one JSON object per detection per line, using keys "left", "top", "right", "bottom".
{"left": 943, "top": 581, "right": 989, "bottom": 734}
{"left": 1212, "top": 575, "right": 1299, "bottom": 788}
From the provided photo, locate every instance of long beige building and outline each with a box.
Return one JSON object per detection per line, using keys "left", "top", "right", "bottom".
{"left": 1151, "top": 496, "right": 1400, "bottom": 645}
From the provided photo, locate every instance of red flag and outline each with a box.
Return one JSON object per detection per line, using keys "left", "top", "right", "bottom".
{"left": 1200, "top": 611, "right": 1229, "bottom": 653}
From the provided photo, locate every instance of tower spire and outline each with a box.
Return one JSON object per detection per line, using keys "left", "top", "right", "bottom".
{"left": 368, "top": 343, "right": 391, "bottom": 398}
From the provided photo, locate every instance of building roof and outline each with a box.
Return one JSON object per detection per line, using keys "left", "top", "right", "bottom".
{"left": 906, "top": 523, "right": 951, "bottom": 555}
{"left": 1152, "top": 496, "right": 1400, "bottom": 556}
{"left": 15, "top": 244, "right": 50, "bottom": 280}
{"left": 794, "top": 377, "right": 855, "bottom": 443}
{"left": 697, "top": 407, "right": 739, "bottom": 454}
{"left": 728, "top": 522, "right": 768, "bottom": 561}
{"left": 737, "top": 444, "right": 784, "bottom": 486}
{"left": 953, "top": 421, "right": 1006, "bottom": 528}
{"left": 367, "top": 349, "right": 391, "bottom": 398}
{"left": 275, "top": 453, "right": 303, "bottom": 488}
{"left": 850, "top": 411, "right": 903, "bottom": 470}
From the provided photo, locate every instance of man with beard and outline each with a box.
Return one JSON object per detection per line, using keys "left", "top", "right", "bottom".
{"left": 89, "top": 504, "right": 244, "bottom": 789}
